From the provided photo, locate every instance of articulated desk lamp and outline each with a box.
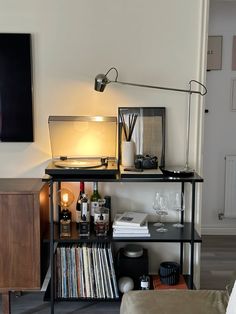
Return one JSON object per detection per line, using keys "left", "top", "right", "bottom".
{"left": 94, "top": 67, "right": 207, "bottom": 176}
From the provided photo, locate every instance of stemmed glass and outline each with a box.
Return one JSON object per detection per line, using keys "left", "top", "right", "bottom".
{"left": 153, "top": 192, "right": 164, "bottom": 228}
{"left": 171, "top": 192, "right": 184, "bottom": 228}
{"left": 152, "top": 192, "right": 168, "bottom": 232}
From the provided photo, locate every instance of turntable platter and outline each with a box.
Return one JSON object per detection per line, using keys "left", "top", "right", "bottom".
{"left": 45, "top": 158, "right": 118, "bottom": 177}
{"left": 54, "top": 159, "right": 104, "bottom": 169}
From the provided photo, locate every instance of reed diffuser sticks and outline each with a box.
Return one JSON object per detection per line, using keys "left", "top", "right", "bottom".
{"left": 120, "top": 113, "right": 138, "bottom": 141}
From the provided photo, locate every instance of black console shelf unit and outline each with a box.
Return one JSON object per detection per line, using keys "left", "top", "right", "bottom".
{"left": 44, "top": 169, "right": 203, "bottom": 314}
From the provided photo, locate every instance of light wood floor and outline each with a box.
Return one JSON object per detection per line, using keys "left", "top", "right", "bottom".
{"left": 1, "top": 235, "right": 236, "bottom": 313}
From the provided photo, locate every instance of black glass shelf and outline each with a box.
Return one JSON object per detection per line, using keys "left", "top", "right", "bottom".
{"left": 44, "top": 274, "right": 194, "bottom": 302}
{"left": 43, "top": 169, "right": 203, "bottom": 183}
{"left": 112, "top": 223, "right": 201, "bottom": 243}
{"left": 43, "top": 222, "right": 201, "bottom": 244}
{"left": 43, "top": 222, "right": 111, "bottom": 244}
{"left": 43, "top": 279, "right": 120, "bottom": 302}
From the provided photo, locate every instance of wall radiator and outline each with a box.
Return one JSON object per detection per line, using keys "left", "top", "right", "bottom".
{"left": 224, "top": 155, "right": 236, "bottom": 218}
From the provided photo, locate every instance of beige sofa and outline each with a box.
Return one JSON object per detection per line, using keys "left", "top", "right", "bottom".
{"left": 120, "top": 289, "right": 229, "bottom": 314}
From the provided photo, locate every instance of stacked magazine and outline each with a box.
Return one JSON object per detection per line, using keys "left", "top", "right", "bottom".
{"left": 55, "top": 243, "right": 119, "bottom": 299}
{"left": 112, "top": 212, "right": 150, "bottom": 238}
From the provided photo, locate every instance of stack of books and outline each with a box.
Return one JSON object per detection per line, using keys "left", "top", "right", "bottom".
{"left": 112, "top": 212, "right": 150, "bottom": 238}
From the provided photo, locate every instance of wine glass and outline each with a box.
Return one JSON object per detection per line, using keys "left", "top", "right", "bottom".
{"left": 153, "top": 192, "right": 164, "bottom": 228}
{"left": 156, "top": 194, "right": 169, "bottom": 232}
{"left": 153, "top": 192, "right": 168, "bottom": 232}
{"left": 171, "top": 192, "right": 184, "bottom": 228}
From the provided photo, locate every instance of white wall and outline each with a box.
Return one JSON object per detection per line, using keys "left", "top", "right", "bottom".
{"left": 0, "top": 0, "right": 208, "bottom": 283}
{"left": 202, "top": 0, "right": 236, "bottom": 234}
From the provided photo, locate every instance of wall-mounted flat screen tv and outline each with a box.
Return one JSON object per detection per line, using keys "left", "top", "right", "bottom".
{"left": 0, "top": 33, "right": 33, "bottom": 142}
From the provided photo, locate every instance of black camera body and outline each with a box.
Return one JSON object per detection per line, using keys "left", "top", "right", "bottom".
{"left": 134, "top": 155, "right": 158, "bottom": 170}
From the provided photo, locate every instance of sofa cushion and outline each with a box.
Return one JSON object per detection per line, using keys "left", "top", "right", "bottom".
{"left": 226, "top": 272, "right": 236, "bottom": 296}
{"left": 120, "top": 290, "right": 228, "bottom": 314}
{"left": 226, "top": 280, "right": 236, "bottom": 314}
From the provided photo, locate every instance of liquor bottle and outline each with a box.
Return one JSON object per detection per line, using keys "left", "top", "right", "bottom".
{"left": 60, "top": 208, "right": 72, "bottom": 237}
{"left": 104, "top": 195, "right": 111, "bottom": 227}
{"left": 79, "top": 193, "right": 90, "bottom": 237}
{"left": 140, "top": 275, "right": 150, "bottom": 290}
{"left": 94, "top": 199, "right": 109, "bottom": 236}
{"left": 90, "top": 182, "right": 101, "bottom": 225}
{"left": 76, "top": 181, "right": 85, "bottom": 229}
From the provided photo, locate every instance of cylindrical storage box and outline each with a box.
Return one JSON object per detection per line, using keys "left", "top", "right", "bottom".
{"left": 159, "top": 262, "right": 180, "bottom": 285}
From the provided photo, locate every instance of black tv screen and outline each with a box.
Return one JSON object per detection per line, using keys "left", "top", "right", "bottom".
{"left": 0, "top": 33, "right": 33, "bottom": 142}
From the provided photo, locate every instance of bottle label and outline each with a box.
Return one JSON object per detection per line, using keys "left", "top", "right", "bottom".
{"left": 81, "top": 202, "right": 88, "bottom": 215}
{"left": 60, "top": 219, "right": 71, "bottom": 237}
{"left": 81, "top": 202, "right": 89, "bottom": 221}
{"left": 141, "top": 281, "right": 149, "bottom": 289}
{"left": 79, "top": 221, "right": 90, "bottom": 236}
{"left": 91, "top": 201, "right": 99, "bottom": 217}
{"left": 94, "top": 212, "right": 109, "bottom": 223}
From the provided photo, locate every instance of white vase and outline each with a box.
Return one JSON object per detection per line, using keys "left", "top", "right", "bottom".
{"left": 122, "top": 141, "right": 135, "bottom": 167}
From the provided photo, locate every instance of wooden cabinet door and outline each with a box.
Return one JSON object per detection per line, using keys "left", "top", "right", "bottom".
{"left": 0, "top": 194, "right": 40, "bottom": 290}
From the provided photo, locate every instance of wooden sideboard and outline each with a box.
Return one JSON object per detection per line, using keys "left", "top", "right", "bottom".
{"left": 0, "top": 179, "right": 49, "bottom": 314}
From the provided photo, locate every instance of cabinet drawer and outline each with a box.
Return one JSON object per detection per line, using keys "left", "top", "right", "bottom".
{"left": 0, "top": 180, "right": 49, "bottom": 291}
{"left": 0, "top": 194, "right": 40, "bottom": 290}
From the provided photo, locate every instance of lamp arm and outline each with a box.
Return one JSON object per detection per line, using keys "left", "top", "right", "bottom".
{"left": 105, "top": 67, "right": 118, "bottom": 81}
{"left": 104, "top": 67, "right": 207, "bottom": 96}
{"left": 109, "top": 79, "right": 207, "bottom": 96}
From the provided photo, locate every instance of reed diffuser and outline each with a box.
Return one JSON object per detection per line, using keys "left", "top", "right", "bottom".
{"left": 120, "top": 113, "right": 138, "bottom": 141}
{"left": 120, "top": 113, "right": 138, "bottom": 167}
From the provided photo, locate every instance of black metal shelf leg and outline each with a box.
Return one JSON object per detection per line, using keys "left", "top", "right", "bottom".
{"left": 180, "top": 182, "right": 185, "bottom": 274}
{"left": 49, "top": 179, "right": 55, "bottom": 314}
{"left": 190, "top": 182, "right": 196, "bottom": 289}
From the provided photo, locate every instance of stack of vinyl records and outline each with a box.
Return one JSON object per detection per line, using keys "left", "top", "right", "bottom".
{"left": 112, "top": 212, "right": 150, "bottom": 238}
{"left": 55, "top": 243, "right": 119, "bottom": 299}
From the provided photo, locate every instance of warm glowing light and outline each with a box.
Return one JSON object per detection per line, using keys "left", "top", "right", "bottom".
{"left": 94, "top": 116, "right": 103, "bottom": 122}
{"left": 58, "top": 188, "right": 74, "bottom": 209}
{"left": 62, "top": 193, "right": 69, "bottom": 204}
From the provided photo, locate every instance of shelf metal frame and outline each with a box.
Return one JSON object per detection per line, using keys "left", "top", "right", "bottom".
{"left": 45, "top": 172, "right": 203, "bottom": 314}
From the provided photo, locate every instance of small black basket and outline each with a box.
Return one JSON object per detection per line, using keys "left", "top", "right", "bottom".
{"left": 159, "top": 262, "right": 180, "bottom": 285}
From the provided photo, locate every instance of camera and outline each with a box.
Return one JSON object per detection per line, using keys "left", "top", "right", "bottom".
{"left": 134, "top": 155, "right": 158, "bottom": 170}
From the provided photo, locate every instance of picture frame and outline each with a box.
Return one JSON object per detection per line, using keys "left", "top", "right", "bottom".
{"left": 118, "top": 107, "right": 166, "bottom": 168}
{"left": 231, "top": 78, "right": 236, "bottom": 111}
{"left": 207, "top": 36, "right": 223, "bottom": 71}
{"left": 232, "top": 36, "right": 236, "bottom": 71}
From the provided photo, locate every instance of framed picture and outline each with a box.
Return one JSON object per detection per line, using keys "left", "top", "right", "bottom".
{"left": 231, "top": 78, "right": 236, "bottom": 111}
{"left": 207, "top": 36, "right": 223, "bottom": 70}
{"left": 232, "top": 36, "right": 236, "bottom": 71}
{"left": 118, "top": 107, "right": 166, "bottom": 167}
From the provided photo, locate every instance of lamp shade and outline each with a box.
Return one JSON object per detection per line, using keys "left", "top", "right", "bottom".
{"left": 94, "top": 73, "right": 109, "bottom": 92}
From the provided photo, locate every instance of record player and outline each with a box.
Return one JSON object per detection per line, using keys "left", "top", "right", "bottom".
{"left": 45, "top": 116, "right": 118, "bottom": 178}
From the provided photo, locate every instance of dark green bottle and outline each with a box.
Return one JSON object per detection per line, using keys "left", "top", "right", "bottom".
{"left": 90, "top": 182, "right": 101, "bottom": 225}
